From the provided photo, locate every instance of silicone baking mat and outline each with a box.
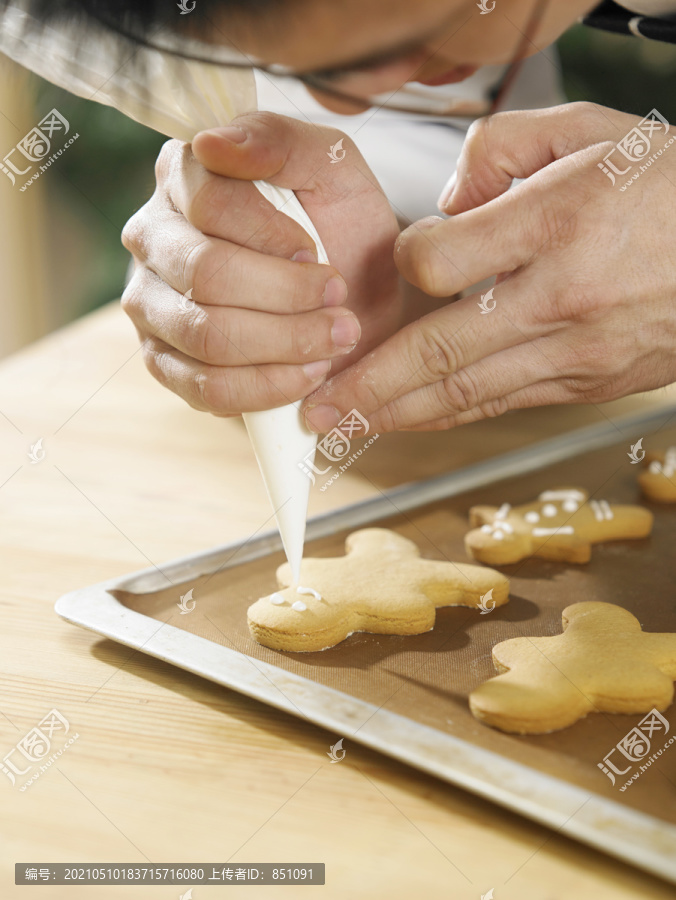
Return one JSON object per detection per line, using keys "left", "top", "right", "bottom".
{"left": 56, "top": 408, "right": 676, "bottom": 882}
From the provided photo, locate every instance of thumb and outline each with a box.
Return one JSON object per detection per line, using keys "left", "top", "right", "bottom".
{"left": 440, "top": 101, "right": 628, "bottom": 215}
{"left": 192, "top": 111, "right": 354, "bottom": 196}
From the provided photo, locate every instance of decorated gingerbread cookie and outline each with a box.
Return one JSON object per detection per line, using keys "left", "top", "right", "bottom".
{"left": 247, "top": 528, "right": 510, "bottom": 652}
{"left": 639, "top": 446, "right": 676, "bottom": 503}
{"left": 469, "top": 602, "right": 676, "bottom": 734}
{"left": 465, "top": 488, "right": 653, "bottom": 565}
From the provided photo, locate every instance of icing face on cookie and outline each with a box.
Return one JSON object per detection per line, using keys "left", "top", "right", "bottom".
{"left": 265, "top": 586, "right": 322, "bottom": 611}
{"left": 466, "top": 488, "right": 653, "bottom": 565}
{"left": 248, "top": 527, "right": 511, "bottom": 652}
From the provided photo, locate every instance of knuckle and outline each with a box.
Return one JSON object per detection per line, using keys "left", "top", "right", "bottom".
{"left": 154, "top": 139, "right": 182, "bottom": 185}
{"left": 418, "top": 322, "right": 461, "bottom": 380}
{"left": 185, "top": 172, "right": 235, "bottom": 231}
{"left": 439, "top": 368, "right": 481, "bottom": 414}
{"left": 120, "top": 273, "right": 144, "bottom": 318}
{"left": 121, "top": 209, "right": 147, "bottom": 258}
{"left": 477, "top": 395, "right": 511, "bottom": 419}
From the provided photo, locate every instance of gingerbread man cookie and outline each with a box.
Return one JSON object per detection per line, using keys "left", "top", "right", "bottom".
{"left": 639, "top": 447, "right": 676, "bottom": 503}
{"left": 465, "top": 488, "right": 653, "bottom": 565}
{"left": 247, "top": 528, "right": 510, "bottom": 652}
{"left": 470, "top": 602, "right": 676, "bottom": 734}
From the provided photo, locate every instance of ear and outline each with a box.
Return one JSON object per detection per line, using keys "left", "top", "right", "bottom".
{"left": 468, "top": 505, "right": 499, "bottom": 527}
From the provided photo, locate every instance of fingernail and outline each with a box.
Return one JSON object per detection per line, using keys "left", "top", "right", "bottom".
{"left": 303, "top": 359, "right": 331, "bottom": 381}
{"left": 304, "top": 404, "right": 342, "bottom": 433}
{"left": 331, "top": 313, "right": 361, "bottom": 349}
{"left": 291, "top": 249, "right": 317, "bottom": 263}
{"left": 323, "top": 275, "right": 348, "bottom": 307}
{"left": 437, "top": 170, "right": 457, "bottom": 211}
{"left": 207, "top": 126, "right": 247, "bottom": 144}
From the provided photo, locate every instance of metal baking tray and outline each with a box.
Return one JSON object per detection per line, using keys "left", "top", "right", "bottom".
{"left": 56, "top": 405, "right": 676, "bottom": 883}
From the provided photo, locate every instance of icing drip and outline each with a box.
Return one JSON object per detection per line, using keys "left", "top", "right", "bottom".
{"left": 590, "top": 499, "right": 613, "bottom": 521}
{"left": 297, "top": 586, "right": 322, "bottom": 601}
{"left": 270, "top": 592, "right": 285, "bottom": 605}
{"left": 533, "top": 526, "right": 575, "bottom": 536}
{"left": 653, "top": 447, "right": 676, "bottom": 476}
{"left": 291, "top": 600, "right": 307, "bottom": 612}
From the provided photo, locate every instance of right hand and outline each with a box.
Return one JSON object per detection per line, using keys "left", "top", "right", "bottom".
{"left": 121, "top": 112, "right": 404, "bottom": 415}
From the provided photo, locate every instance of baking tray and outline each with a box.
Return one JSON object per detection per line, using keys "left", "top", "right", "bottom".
{"left": 56, "top": 405, "right": 676, "bottom": 883}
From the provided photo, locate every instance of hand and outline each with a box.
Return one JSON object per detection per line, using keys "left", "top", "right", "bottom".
{"left": 121, "top": 112, "right": 403, "bottom": 415}
{"left": 300, "top": 101, "right": 676, "bottom": 434}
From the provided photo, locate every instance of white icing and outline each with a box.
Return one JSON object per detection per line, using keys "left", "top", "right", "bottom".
{"left": 481, "top": 524, "right": 492, "bottom": 534}
{"left": 524, "top": 511, "right": 540, "bottom": 524}
{"left": 269, "top": 592, "right": 285, "bottom": 605}
{"left": 533, "top": 526, "right": 575, "bottom": 536}
{"left": 492, "top": 529, "right": 505, "bottom": 540}
{"left": 542, "top": 504, "right": 557, "bottom": 518}
{"left": 590, "top": 499, "right": 613, "bottom": 521}
{"left": 649, "top": 461, "right": 662, "bottom": 474}
{"left": 562, "top": 499, "right": 580, "bottom": 513}
{"left": 291, "top": 600, "right": 307, "bottom": 612}
{"left": 501, "top": 522, "right": 514, "bottom": 534}
{"left": 297, "top": 586, "right": 321, "bottom": 600}
{"left": 494, "top": 503, "right": 511, "bottom": 520}
{"left": 539, "top": 489, "right": 586, "bottom": 502}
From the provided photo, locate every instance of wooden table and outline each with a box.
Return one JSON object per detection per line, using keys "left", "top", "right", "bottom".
{"left": 1, "top": 302, "right": 674, "bottom": 899}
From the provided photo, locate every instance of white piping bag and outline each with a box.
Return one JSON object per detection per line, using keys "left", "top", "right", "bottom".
{"left": 0, "top": 4, "right": 323, "bottom": 584}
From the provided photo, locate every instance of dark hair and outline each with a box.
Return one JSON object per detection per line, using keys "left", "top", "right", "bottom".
{"left": 0, "top": 0, "right": 274, "bottom": 45}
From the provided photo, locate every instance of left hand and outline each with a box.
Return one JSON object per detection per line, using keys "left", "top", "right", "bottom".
{"left": 301, "top": 102, "right": 676, "bottom": 433}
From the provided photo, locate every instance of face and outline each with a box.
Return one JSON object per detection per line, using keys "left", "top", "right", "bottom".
{"left": 220, "top": 0, "right": 597, "bottom": 113}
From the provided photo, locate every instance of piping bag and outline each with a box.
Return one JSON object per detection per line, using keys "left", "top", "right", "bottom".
{"left": 0, "top": 4, "right": 324, "bottom": 585}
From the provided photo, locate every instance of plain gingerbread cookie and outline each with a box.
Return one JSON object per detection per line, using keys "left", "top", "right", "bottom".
{"left": 465, "top": 488, "right": 653, "bottom": 565}
{"left": 469, "top": 602, "right": 676, "bottom": 734}
{"left": 639, "top": 447, "right": 676, "bottom": 503}
{"left": 248, "top": 528, "right": 510, "bottom": 652}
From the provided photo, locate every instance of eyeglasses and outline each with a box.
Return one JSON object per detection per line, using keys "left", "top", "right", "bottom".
{"left": 91, "top": 0, "right": 551, "bottom": 119}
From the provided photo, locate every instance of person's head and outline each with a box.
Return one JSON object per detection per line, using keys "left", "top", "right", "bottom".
{"left": 4, "top": 0, "right": 597, "bottom": 112}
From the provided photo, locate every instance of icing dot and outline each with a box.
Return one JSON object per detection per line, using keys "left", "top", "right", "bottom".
{"left": 481, "top": 524, "right": 492, "bottom": 534}
{"left": 269, "top": 593, "right": 285, "bottom": 605}
{"left": 649, "top": 461, "right": 662, "bottom": 474}
{"left": 501, "top": 522, "right": 514, "bottom": 534}
{"left": 542, "top": 504, "right": 557, "bottom": 518}
{"left": 291, "top": 600, "right": 307, "bottom": 612}
{"left": 524, "top": 511, "right": 540, "bottom": 524}
{"left": 297, "top": 586, "right": 321, "bottom": 601}
{"left": 562, "top": 499, "right": 579, "bottom": 513}
{"left": 492, "top": 529, "right": 505, "bottom": 540}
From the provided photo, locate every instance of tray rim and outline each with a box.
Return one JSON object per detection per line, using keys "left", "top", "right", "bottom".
{"left": 55, "top": 402, "right": 676, "bottom": 884}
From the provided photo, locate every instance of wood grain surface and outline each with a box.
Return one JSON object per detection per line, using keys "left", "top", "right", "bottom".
{"left": 1, "top": 301, "right": 675, "bottom": 899}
